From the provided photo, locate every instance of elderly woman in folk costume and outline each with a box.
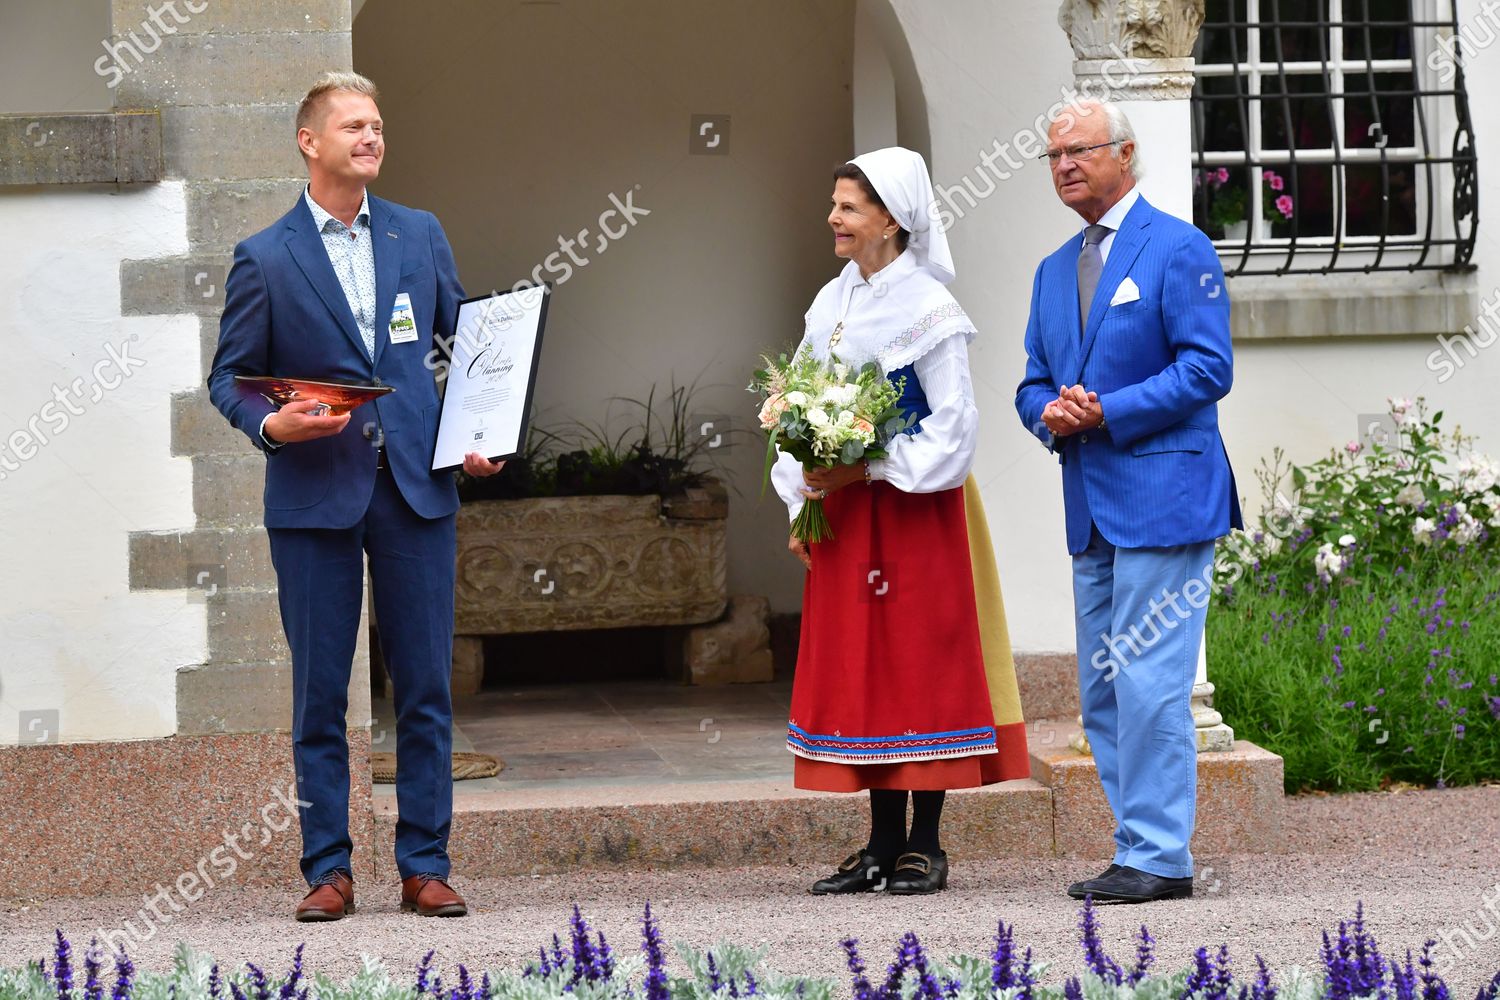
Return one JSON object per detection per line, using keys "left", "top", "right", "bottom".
{"left": 771, "top": 147, "right": 1028, "bottom": 896}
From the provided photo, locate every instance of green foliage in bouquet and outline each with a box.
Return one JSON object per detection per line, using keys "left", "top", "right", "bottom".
{"left": 750, "top": 348, "right": 914, "bottom": 542}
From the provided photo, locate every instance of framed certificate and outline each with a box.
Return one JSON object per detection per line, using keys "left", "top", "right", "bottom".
{"left": 431, "top": 283, "right": 551, "bottom": 473}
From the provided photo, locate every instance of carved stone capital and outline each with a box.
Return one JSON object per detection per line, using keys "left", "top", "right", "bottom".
{"left": 1059, "top": 0, "right": 1206, "bottom": 61}
{"left": 1059, "top": 1, "right": 1204, "bottom": 100}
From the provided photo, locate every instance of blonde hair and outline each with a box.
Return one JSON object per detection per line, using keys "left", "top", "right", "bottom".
{"left": 295, "top": 71, "right": 380, "bottom": 138}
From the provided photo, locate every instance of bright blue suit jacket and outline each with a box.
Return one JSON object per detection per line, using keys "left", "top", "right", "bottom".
{"left": 1015, "top": 194, "right": 1242, "bottom": 555}
{"left": 208, "top": 193, "right": 464, "bottom": 529}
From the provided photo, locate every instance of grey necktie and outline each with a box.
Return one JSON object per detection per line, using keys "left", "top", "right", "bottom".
{"left": 1078, "top": 223, "right": 1111, "bottom": 337}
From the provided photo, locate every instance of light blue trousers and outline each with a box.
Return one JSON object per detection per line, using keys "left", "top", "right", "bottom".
{"left": 1071, "top": 525, "right": 1214, "bottom": 879}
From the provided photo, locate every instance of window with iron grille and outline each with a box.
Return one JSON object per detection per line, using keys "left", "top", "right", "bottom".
{"left": 1191, "top": 0, "right": 1477, "bottom": 275}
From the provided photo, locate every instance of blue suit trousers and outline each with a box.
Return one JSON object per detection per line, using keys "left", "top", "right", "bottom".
{"left": 268, "top": 463, "right": 457, "bottom": 883}
{"left": 1071, "top": 525, "right": 1214, "bottom": 879}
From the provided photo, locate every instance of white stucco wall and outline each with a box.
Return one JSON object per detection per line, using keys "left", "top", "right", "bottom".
{"left": 887, "top": 0, "right": 1500, "bottom": 653}
{"left": 0, "top": 182, "right": 205, "bottom": 744}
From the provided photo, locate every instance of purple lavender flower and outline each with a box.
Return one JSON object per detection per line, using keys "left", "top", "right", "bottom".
{"left": 480, "top": 972, "right": 493, "bottom": 1000}
{"left": 707, "top": 952, "right": 724, "bottom": 992}
{"left": 569, "top": 905, "right": 601, "bottom": 985}
{"left": 1391, "top": 950, "right": 1418, "bottom": 1000}
{"left": 52, "top": 931, "right": 75, "bottom": 1000}
{"left": 1130, "top": 926, "right": 1155, "bottom": 985}
{"left": 991, "top": 920, "right": 1038, "bottom": 1000}
{"left": 743, "top": 969, "right": 759, "bottom": 996}
{"left": 230, "top": 984, "right": 249, "bottom": 1000}
{"left": 454, "top": 964, "right": 476, "bottom": 1000}
{"left": 108, "top": 948, "right": 134, "bottom": 1000}
{"left": 1063, "top": 977, "right": 1083, "bottom": 1000}
{"left": 1187, "top": 948, "right": 1216, "bottom": 998}
{"left": 1418, "top": 941, "right": 1451, "bottom": 1000}
{"left": 901, "top": 933, "right": 942, "bottom": 1000}
{"left": 641, "top": 903, "right": 670, "bottom": 1000}
{"left": 207, "top": 964, "right": 222, "bottom": 1000}
{"left": 83, "top": 939, "right": 105, "bottom": 1000}
{"left": 1473, "top": 968, "right": 1500, "bottom": 1000}
{"left": 1076, "top": 897, "right": 1125, "bottom": 984}
{"left": 277, "top": 945, "right": 305, "bottom": 1000}
{"left": 244, "top": 962, "right": 271, "bottom": 1000}
{"left": 1250, "top": 956, "right": 1277, "bottom": 1000}
{"left": 841, "top": 938, "right": 874, "bottom": 1000}
{"left": 415, "top": 950, "right": 436, "bottom": 994}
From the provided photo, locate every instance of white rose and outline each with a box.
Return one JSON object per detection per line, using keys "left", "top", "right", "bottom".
{"left": 1394, "top": 483, "right": 1424, "bottom": 507}
{"left": 1413, "top": 516, "right": 1436, "bottom": 545}
{"left": 837, "top": 409, "right": 855, "bottom": 425}
{"left": 784, "top": 390, "right": 808, "bottom": 407}
{"left": 805, "top": 407, "right": 830, "bottom": 427}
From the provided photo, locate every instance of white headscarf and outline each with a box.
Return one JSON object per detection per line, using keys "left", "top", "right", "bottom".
{"left": 848, "top": 147, "right": 955, "bottom": 285}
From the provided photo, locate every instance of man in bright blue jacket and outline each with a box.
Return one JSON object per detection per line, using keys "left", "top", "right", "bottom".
{"left": 1016, "top": 99, "right": 1241, "bottom": 903}
{"left": 209, "top": 72, "right": 502, "bottom": 922}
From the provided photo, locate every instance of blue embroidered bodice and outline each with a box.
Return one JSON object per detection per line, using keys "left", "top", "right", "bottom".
{"left": 888, "top": 364, "right": 930, "bottom": 435}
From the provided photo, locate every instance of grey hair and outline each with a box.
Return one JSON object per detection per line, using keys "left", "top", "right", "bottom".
{"left": 1052, "top": 99, "right": 1143, "bottom": 180}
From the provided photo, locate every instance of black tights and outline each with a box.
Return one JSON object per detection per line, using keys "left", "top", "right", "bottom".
{"left": 866, "top": 789, "right": 945, "bottom": 857}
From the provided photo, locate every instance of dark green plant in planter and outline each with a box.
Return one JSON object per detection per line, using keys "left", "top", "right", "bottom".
{"left": 457, "top": 383, "right": 722, "bottom": 502}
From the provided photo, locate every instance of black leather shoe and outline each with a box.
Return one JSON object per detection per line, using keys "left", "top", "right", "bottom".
{"left": 1066, "top": 863, "right": 1122, "bottom": 898}
{"left": 884, "top": 851, "right": 948, "bottom": 895}
{"left": 1071, "top": 865, "right": 1192, "bottom": 903}
{"left": 810, "top": 850, "right": 895, "bottom": 894}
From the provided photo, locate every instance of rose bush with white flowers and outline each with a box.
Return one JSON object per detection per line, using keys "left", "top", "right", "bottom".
{"left": 1209, "top": 397, "right": 1500, "bottom": 792}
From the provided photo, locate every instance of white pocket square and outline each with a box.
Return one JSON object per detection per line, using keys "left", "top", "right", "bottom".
{"left": 1110, "top": 277, "right": 1141, "bottom": 306}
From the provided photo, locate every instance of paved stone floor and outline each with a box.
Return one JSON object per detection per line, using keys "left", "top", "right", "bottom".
{"left": 371, "top": 680, "right": 796, "bottom": 797}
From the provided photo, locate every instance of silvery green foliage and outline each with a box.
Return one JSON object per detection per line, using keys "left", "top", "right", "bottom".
{"left": 670, "top": 941, "right": 832, "bottom": 1000}
{"left": 1035, "top": 970, "right": 1191, "bottom": 1000}
{"left": 310, "top": 956, "right": 420, "bottom": 1000}
{"left": 0, "top": 962, "right": 49, "bottom": 1000}
{"left": 1274, "top": 967, "right": 1326, "bottom": 1000}
{"left": 921, "top": 953, "right": 1055, "bottom": 1000}
{"left": 492, "top": 954, "right": 645, "bottom": 1000}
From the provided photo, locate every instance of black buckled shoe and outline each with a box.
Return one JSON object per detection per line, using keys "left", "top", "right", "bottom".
{"left": 809, "top": 849, "right": 896, "bottom": 894}
{"left": 885, "top": 851, "right": 948, "bottom": 895}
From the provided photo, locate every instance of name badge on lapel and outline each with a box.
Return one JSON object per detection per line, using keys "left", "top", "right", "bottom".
{"left": 388, "top": 292, "right": 418, "bottom": 344}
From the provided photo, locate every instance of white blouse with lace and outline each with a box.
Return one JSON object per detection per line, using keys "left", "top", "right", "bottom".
{"left": 772, "top": 251, "right": 979, "bottom": 521}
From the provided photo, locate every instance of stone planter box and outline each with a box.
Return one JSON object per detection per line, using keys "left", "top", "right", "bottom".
{"left": 453, "top": 478, "right": 729, "bottom": 638}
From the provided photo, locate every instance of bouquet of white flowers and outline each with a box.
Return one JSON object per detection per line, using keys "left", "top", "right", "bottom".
{"left": 750, "top": 348, "right": 913, "bottom": 542}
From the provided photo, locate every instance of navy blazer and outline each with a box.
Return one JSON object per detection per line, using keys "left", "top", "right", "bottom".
{"left": 1015, "top": 195, "right": 1243, "bottom": 554}
{"left": 208, "top": 193, "right": 464, "bottom": 529}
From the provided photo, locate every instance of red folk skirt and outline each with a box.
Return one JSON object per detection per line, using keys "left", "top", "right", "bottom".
{"left": 789, "top": 476, "right": 1030, "bottom": 791}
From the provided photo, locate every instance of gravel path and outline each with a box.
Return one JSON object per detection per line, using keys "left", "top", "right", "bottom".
{"left": 4, "top": 786, "right": 1498, "bottom": 996}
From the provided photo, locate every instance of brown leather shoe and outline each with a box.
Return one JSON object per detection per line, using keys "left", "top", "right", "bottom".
{"left": 400, "top": 873, "right": 468, "bottom": 917}
{"left": 295, "top": 870, "right": 355, "bottom": 922}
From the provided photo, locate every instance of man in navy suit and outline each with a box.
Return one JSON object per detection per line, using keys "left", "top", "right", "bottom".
{"left": 1015, "top": 99, "right": 1241, "bottom": 903}
{"left": 209, "top": 72, "right": 503, "bottom": 921}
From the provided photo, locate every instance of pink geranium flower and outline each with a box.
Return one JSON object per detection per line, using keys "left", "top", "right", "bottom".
{"left": 1276, "top": 194, "right": 1294, "bottom": 219}
{"left": 1267, "top": 172, "right": 1285, "bottom": 191}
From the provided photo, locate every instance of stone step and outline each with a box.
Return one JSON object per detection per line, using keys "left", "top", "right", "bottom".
{"left": 375, "top": 776, "right": 1057, "bottom": 877}
{"left": 1026, "top": 716, "right": 1284, "bottom": 858}
{"left": 378, "top": 714, "right": 1283, "bottom": 878}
